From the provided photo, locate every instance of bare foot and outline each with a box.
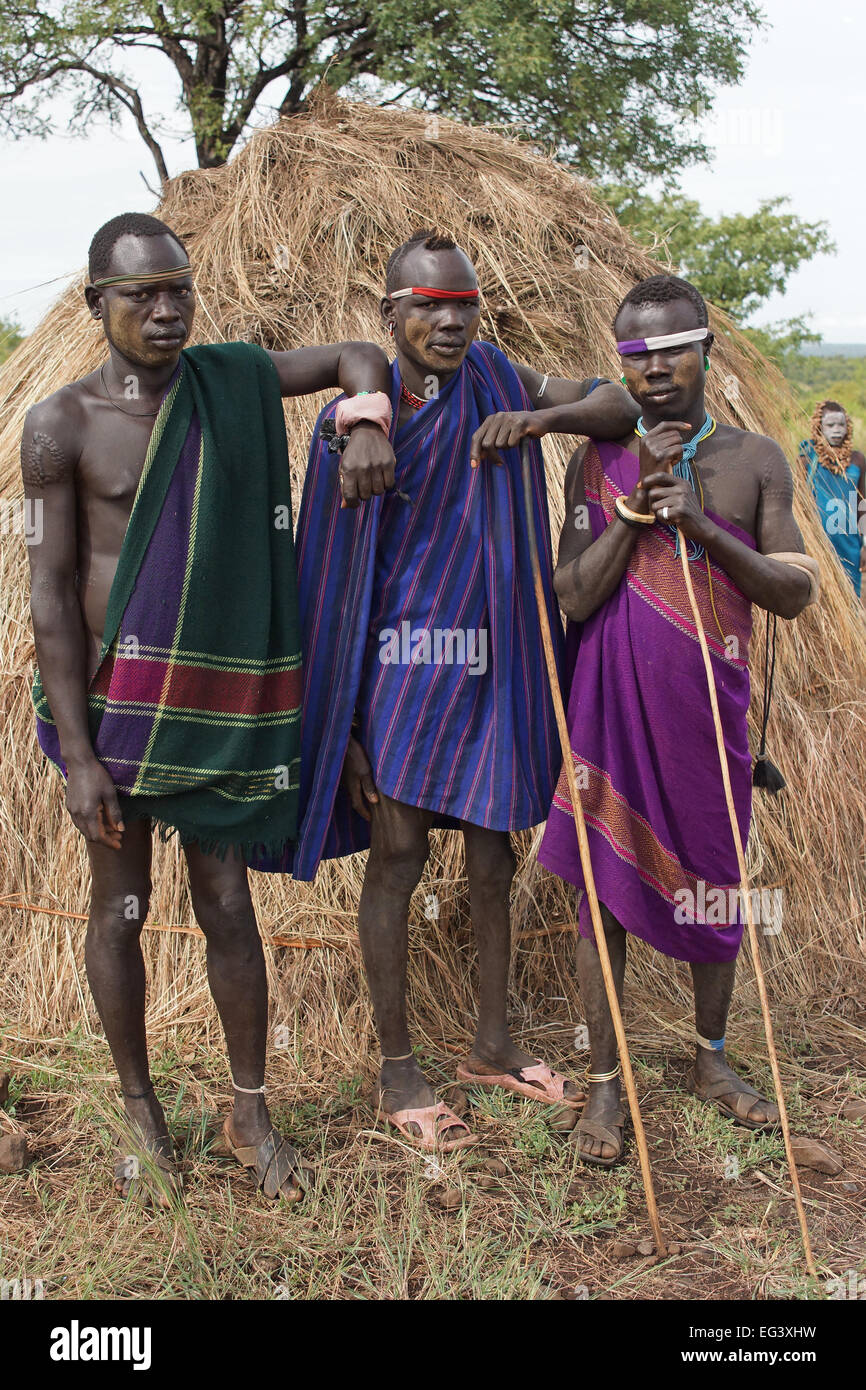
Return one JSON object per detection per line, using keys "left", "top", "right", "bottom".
{"left": 228, "top": 1091, "right": 272, "bottom": 1148}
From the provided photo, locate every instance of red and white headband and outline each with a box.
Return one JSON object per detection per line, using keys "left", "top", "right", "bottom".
{"left": 616, "top": 327, "right": 708, "bottom": 355}
{"left": 389, "top": 286, "right": 479, "bottom": 301}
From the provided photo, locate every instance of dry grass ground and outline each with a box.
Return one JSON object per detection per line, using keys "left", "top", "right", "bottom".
{"left": 1, "top": 97, "right": 864, "bottom": 1300}
{"left": 2, "top": 917, "right": 864, "bottom": 1300}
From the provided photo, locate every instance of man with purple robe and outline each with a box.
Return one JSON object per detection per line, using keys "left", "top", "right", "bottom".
{"left": 479, "top": 274, "right": 818, "bottom": 1165}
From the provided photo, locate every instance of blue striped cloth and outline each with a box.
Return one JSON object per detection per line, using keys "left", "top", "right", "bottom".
{"left": 251, "top": 342, "right": 575, "bottom": 880}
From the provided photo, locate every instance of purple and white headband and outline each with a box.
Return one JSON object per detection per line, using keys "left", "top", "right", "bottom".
{"left": 616, "top": 327, "right": 708, "bottom": 356}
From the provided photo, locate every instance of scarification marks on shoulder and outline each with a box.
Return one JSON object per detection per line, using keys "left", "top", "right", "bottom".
{"left": 24, "top": 431, "right": 69, "bottom": 487}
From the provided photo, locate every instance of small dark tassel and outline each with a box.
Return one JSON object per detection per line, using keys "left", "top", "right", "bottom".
{"left": 753, "top": 753, "right": 786, "bottom": 793}
{"left": 753, "top": 611, "right": 786, "bottom": 794}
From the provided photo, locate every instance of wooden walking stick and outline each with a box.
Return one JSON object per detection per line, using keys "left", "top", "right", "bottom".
{"left": 676, "top": 533, "right": 818, "bottom": 1280}
{"left": 520, "top": 443, "right": 666, "bottom": 1254}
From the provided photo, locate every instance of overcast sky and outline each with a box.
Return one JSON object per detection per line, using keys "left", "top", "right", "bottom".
{"left": 1, "top": 0, "right": 861, "bottom": 339}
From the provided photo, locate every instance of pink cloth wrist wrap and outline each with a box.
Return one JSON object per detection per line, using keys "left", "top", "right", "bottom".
{"left": 335, "top": 391, "right": 393, "bottom": 437}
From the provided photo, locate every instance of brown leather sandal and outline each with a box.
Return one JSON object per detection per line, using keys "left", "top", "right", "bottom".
{"left": 686, "top": 1070, "right": 780, "bottom": 1131}
{"left": 221, "top": 1118, "right": 311, "bottom": 1201}
{"left": 571, "top": 1108, "right": 625, "bottom": 1168}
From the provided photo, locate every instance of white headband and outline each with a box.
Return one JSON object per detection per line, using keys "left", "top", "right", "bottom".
{"left": 617, "top": 327, "right": 709, "bottom": 355}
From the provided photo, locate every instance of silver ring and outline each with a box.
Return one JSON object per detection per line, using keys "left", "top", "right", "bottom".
{"left": 661, "top": 505, "right": 670, "bottom": 521}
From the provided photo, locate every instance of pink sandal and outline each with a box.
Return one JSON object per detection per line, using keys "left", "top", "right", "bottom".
{"left": 381, "top": 1101, "right": 477, "bottom": 1153}
{"left": 456, "top": 1059, "right": 585, "bottom": 1108}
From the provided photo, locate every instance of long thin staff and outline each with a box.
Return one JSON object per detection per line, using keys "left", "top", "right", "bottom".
{"left": 520, "top": 443, "right": 666, "bottom": 1254}
{"left": 677, "top": 534, "right": 817, "bottom": 1280}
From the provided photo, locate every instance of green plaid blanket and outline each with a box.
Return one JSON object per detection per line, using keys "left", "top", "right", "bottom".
{"left": 34, "top": 343, "right": 302, "bottom": 857}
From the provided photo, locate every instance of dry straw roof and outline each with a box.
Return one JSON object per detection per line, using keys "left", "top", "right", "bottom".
{"left": 1, "top": 97, "right": 863, "bottom": 1078}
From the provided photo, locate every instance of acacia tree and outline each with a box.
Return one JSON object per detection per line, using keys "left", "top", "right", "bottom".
{"left": 0, "top": 1, "right": 762, "bottom": 186}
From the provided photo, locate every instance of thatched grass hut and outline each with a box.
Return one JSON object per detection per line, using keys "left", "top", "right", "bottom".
{"left": 1, "top": 96, "right": 864, "bottom": 1094}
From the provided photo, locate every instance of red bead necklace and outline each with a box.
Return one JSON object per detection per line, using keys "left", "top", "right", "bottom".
{"left": 400, "top": 381, "right": 428, "bottom": 410}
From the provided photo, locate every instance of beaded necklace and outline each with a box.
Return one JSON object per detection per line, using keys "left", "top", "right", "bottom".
{"left": 400, "top": 381, "right": 428, "bottom": 410}
{"left": 635, "top": 412, "right": 716, "bottom": 562}
{"left": 635, "top": 412, "right": 726, "bottom": 643}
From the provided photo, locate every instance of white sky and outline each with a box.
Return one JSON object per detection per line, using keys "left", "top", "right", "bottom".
{"left": 0, "top": 0, "right": 861, "bottom": 338}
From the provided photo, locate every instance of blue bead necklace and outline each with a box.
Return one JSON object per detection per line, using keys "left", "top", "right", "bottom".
{"left": 635, "top": 412, "right": 716, "bottom": 561}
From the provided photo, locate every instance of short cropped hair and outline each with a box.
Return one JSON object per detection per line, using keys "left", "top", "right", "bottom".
{"left": 614, "top": 274, "right": 708, "bottom": 331}
{"left": 88, "top": 213, "right": 187, "bottom": 283}
{"left": 385, "top": 229, "right": 460, "bottom": 293}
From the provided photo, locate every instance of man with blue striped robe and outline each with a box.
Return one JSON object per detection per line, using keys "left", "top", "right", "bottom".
{"left": 255, "top": 230, "right": 638, "bottom": 1148}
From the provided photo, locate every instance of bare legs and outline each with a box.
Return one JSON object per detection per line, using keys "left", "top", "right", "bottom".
{"left": 85, "top": 826, "right": 297, "bottom": 1197}
{"left": 574, "top": 904, "right": 627, "bottom": 1161}
{"left": 356, "top": 792, "right": 549, "bottom": 1127}
{"left": 574, "top": 901, "right": 778, "bottom": 1161}
{"left": 85, "top": 819, "right": 168, "bottom": 1193}
{"left": 690, "top": 959, "right": 778, "bottom": 1125}
{"left": 356, "top": 794, "right": 436, "bottom": 1118}
{"left": 184, "top": 841, "right": 273, "bottom": 1148}
{"left": 463, "top": 821, "right": 548, "bottom": 1076}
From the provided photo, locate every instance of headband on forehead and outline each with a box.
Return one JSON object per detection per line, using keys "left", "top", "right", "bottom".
{"left": 91, "top": 264, "right": 194, "bottom": 289}
{"left": 389, "top": 285, "right": 479, "bottom": 301}
{"left": 616, "top": 327, "right": 708, "bottom": 355}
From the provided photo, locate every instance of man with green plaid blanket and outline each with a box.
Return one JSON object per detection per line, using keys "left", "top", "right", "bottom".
{"left": 22, "top": 212, "right": 395, "bottom": 1205}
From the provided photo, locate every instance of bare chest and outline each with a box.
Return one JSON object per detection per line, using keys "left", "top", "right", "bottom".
{"left": 76, "top": 408, "right": 157, "bottom": 519}
{"left": 690, "top": 445, "right": 761, "bottom": 539}
{"left": 621, "top": 434, "right": 762, "bottom": 539}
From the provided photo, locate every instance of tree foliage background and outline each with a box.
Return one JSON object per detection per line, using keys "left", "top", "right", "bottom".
{"left": 602, "top": 185, "right": 835, "bottom": 366}
{"left": 0, "top": 317, "right": 23, "bottom": 367}
{"left": 0, "top": 1, "right": 845, "bottom": 405}
{"left": 0, "top": 1, "right": 762, "bottom": 184}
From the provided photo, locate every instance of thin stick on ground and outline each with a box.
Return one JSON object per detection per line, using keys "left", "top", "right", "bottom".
{"left": 520, "top": 442, "right": 666, "bottom": 1255}
{"left": 677, "top": 532, "right": 818, "bottom": 1281}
